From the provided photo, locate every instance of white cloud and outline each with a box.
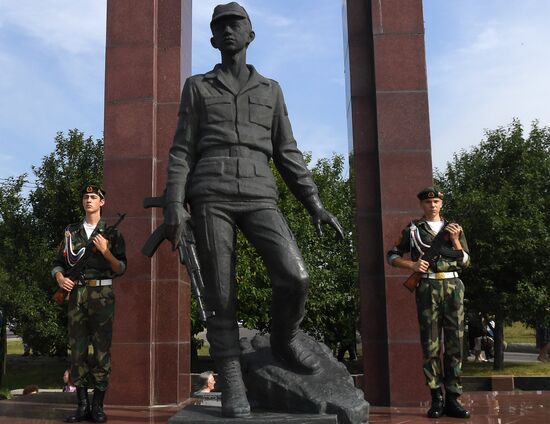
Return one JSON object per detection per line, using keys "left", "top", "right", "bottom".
{"left": 293, "top": 120, "right": 348, "bottom": 164}
{"left": 192, "top": 1, "right": 340, "bottom": 75}
{"left": 427, "top": 4, "right": 550, "bottom": 171}
{"left": 0, "top": 0, "right": 106, "bottom": 55}
{"left": 1, "top": 0, "right": 347, "bottom": 180}
{"left": 0, "top": 1, "right": 106, "bottom": 179}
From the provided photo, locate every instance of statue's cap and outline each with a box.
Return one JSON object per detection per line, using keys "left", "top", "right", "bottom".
{"left": 82, "top": 185, "right": 106, "bottom": 199}
{"left": 417, "top": 186, "right": 443, "bottom": 201}
{"left": 211, "top": 2, "right": 250, "bottom": 26}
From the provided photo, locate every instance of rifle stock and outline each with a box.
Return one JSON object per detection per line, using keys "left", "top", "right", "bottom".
{"left": 141, "top": 224, "right": 167, "bottom": 257}
{"left": 53, "top": 288, "right": 69, "bottom": 305}
{"left": 403, "top": 272, "right": 421, "bottom": 293}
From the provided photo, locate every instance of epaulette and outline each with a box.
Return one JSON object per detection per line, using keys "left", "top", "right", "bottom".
{"left": 407, "top": 219, "right": 421, "bottom": 228}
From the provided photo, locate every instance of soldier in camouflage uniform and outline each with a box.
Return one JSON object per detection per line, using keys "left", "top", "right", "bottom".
{"left": 387, "top": 187, "right": 471, "bottom": 419}
{"left": 52, "top": 186, "right": 126, "bottom": 423}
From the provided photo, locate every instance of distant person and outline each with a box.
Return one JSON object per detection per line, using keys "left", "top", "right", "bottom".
{"left": 63, "top": 369, "right": 77, "bottom": 393}
{"left": 387, "top": 187, "right": 471, "bottom": 419}
{"left": 195, "top": 370, "right": 216, "bottom": 393}
{"left": 467, "top": 311, "right": 487, "bottom": 362}
{"left": 337, "top": 325, "right": 358, "bottom": 362}
{"left": 536, "top": 322, "right": 550, "bottom": 362}
{"left": 22, "top": 385, "right": 39, "bottom": 395}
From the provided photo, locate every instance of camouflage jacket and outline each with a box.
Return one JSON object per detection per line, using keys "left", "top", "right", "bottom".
{"left": 51, "top": 218, "right": 127, "bottom": 281}
{"left": 387, "top": 218, "right": 470, "bottom": 273}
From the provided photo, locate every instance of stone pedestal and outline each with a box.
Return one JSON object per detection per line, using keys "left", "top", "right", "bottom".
{"left": 102, "top": 0, "right": 193, "bottom": 406}
{"left": 343, "top": 0, "right": 432, "bottom": 406}
{"left": 169, "top": 405, "right": 339, "bottom": 424}
{"left": 241, "top": 333, "right": 369, "bottom": 424}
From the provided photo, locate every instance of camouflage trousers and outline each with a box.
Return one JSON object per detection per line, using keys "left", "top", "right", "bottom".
{"left": 68, "top": 285, "right": 115, "bottom": 391}
{"left": 415, "top": 277, "right": 464, "bottom": 394}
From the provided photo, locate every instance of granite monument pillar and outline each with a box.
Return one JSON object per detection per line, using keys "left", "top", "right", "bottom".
{"left": 102, "top": 0, "right": 193, "bottom": 406}
{"left": 343, "top": 0, "right": 432, "bottom": 406}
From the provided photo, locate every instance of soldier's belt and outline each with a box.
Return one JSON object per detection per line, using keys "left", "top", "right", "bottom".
{"left": 84, "top": 279, "right": 112, "bottom": 287}
{"left": 422, "top": 272, "right": 458, "bottom": 280}
{"left": 201, "top": 146, "right": 268, "bottom": 161}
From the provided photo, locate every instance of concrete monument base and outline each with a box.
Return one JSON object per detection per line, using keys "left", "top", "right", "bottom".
{"left": 169, "top": 404, "right": 338, "bottom": 423}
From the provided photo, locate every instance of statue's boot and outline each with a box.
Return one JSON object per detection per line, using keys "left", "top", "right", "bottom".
{"left": 90, "top": 389, "right": 107, "bottom": 423}
{"left": 65, "top": 387, "right": 90, "bottom": 423}
{"left": 270, "top": 287, "right": 321, "bottom": 374}
{"left": 217, "top": 357, "right": 251, "bottom": 418}
{"left": 444, "top": 392, "right": 471, "bottom": 419}
{"left": 427, "top": 388, "right": 444, "bottom": 418}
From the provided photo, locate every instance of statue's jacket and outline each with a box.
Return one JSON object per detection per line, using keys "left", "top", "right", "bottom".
{"left": 165, "top": 64, "right": 318, "bottom": 206}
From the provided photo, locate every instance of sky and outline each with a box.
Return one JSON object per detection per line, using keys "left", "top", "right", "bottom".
{"left": 1, "top": 0, "right": 550, "bottom": 184}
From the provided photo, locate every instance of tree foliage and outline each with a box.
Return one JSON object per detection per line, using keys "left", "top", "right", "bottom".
{"left": 436, "top": 120, "right": 550, "bottom": 368}
{"left": 0, "top": 130, "right": 103, "bottom": 355}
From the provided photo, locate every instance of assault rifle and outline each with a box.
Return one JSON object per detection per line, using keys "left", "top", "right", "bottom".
{"left": 53, "top": 213, "right": 126, "bottom": 304}
{"left": 141, "top": 195, "right": 213, "bottom": 323}
{"left": 403, "top": 223, "right": 464, "bottom": 292}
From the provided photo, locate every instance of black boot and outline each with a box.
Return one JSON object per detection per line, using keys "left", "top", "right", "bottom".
{"left": 271, "top": 332, "right": 321, "bottom": 374}
{"left": 427, "top": 388, "right": 444, "bottom": 419}
{"left": 270, "top": 287, "right": 321, "bottom": 374}
{"left": 90, "top": 389, "right": 107, "bottom": 423}
{"left": 217, "top": 357, "right": 251, "bottom": 418}
{"left": 65, "top": 387, "right": 90, "bottom": 423}
{"left": 444, "top": 392, "right": 471, "bottom": 419}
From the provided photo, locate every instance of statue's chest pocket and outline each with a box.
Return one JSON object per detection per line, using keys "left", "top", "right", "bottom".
{"left": 249, "top": 96, "right": 273, "bottom": 129}
{"left": 204, "top": 96, "right": 234, "bottom": 123}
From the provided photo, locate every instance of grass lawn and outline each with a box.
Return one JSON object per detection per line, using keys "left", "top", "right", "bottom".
{"left": 7, "top": 339, "right": 24, "bottom": 355}
{"left": 504, "top": 322, "right": 536, "bottom": 344}
{"left": 0, "top": 320, "right": 539, "bottom": 394}
{"left": 463, "top": 360, "right": 550, "bottom": 376}
{"left": 1, "top": 339, "right": 68, "bottom": 394}
{"left": 1, "top": 356, "right": 67, "bottom": 391}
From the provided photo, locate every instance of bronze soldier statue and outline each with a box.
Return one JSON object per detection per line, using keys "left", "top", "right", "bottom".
{"left": 162, "top": 2, "right": 343, "bottom": 418}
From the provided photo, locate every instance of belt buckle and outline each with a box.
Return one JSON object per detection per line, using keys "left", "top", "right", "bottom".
{"left": 88, "top": 279, "right": 98, "bottom": 287}
{"left": 435, "top": 272, "right": 446, "bottom": 280}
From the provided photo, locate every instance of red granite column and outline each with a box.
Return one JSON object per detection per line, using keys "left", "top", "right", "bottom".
{"left": 102, "top": 0, "right": 192, "bottom": 406}
{"left": 344, "top": 0, "right": 432, "bottom": 406}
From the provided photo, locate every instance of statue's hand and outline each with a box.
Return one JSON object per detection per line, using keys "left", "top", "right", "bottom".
{"left": 163, "top": 202, "right": 191, "bottom": 250}
{"left": 312, "top": 209, "right": 345, "bottom": 241}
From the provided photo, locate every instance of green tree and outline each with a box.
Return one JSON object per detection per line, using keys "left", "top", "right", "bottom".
{"left": 436, "top": 120, "right": 550, "bottom": 369}
{"left": 233, "top": 154, "right": 358, "bottom": 351}
{"left": 30, "top": 130, "right": 103, "bottom": 249}
{"left": 0, "top": 130, "right": 103, "bottom": 355}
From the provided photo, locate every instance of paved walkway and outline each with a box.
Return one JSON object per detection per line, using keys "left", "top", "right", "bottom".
{"left": 0, "top": 390, "right": 548, "bottom": 423}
